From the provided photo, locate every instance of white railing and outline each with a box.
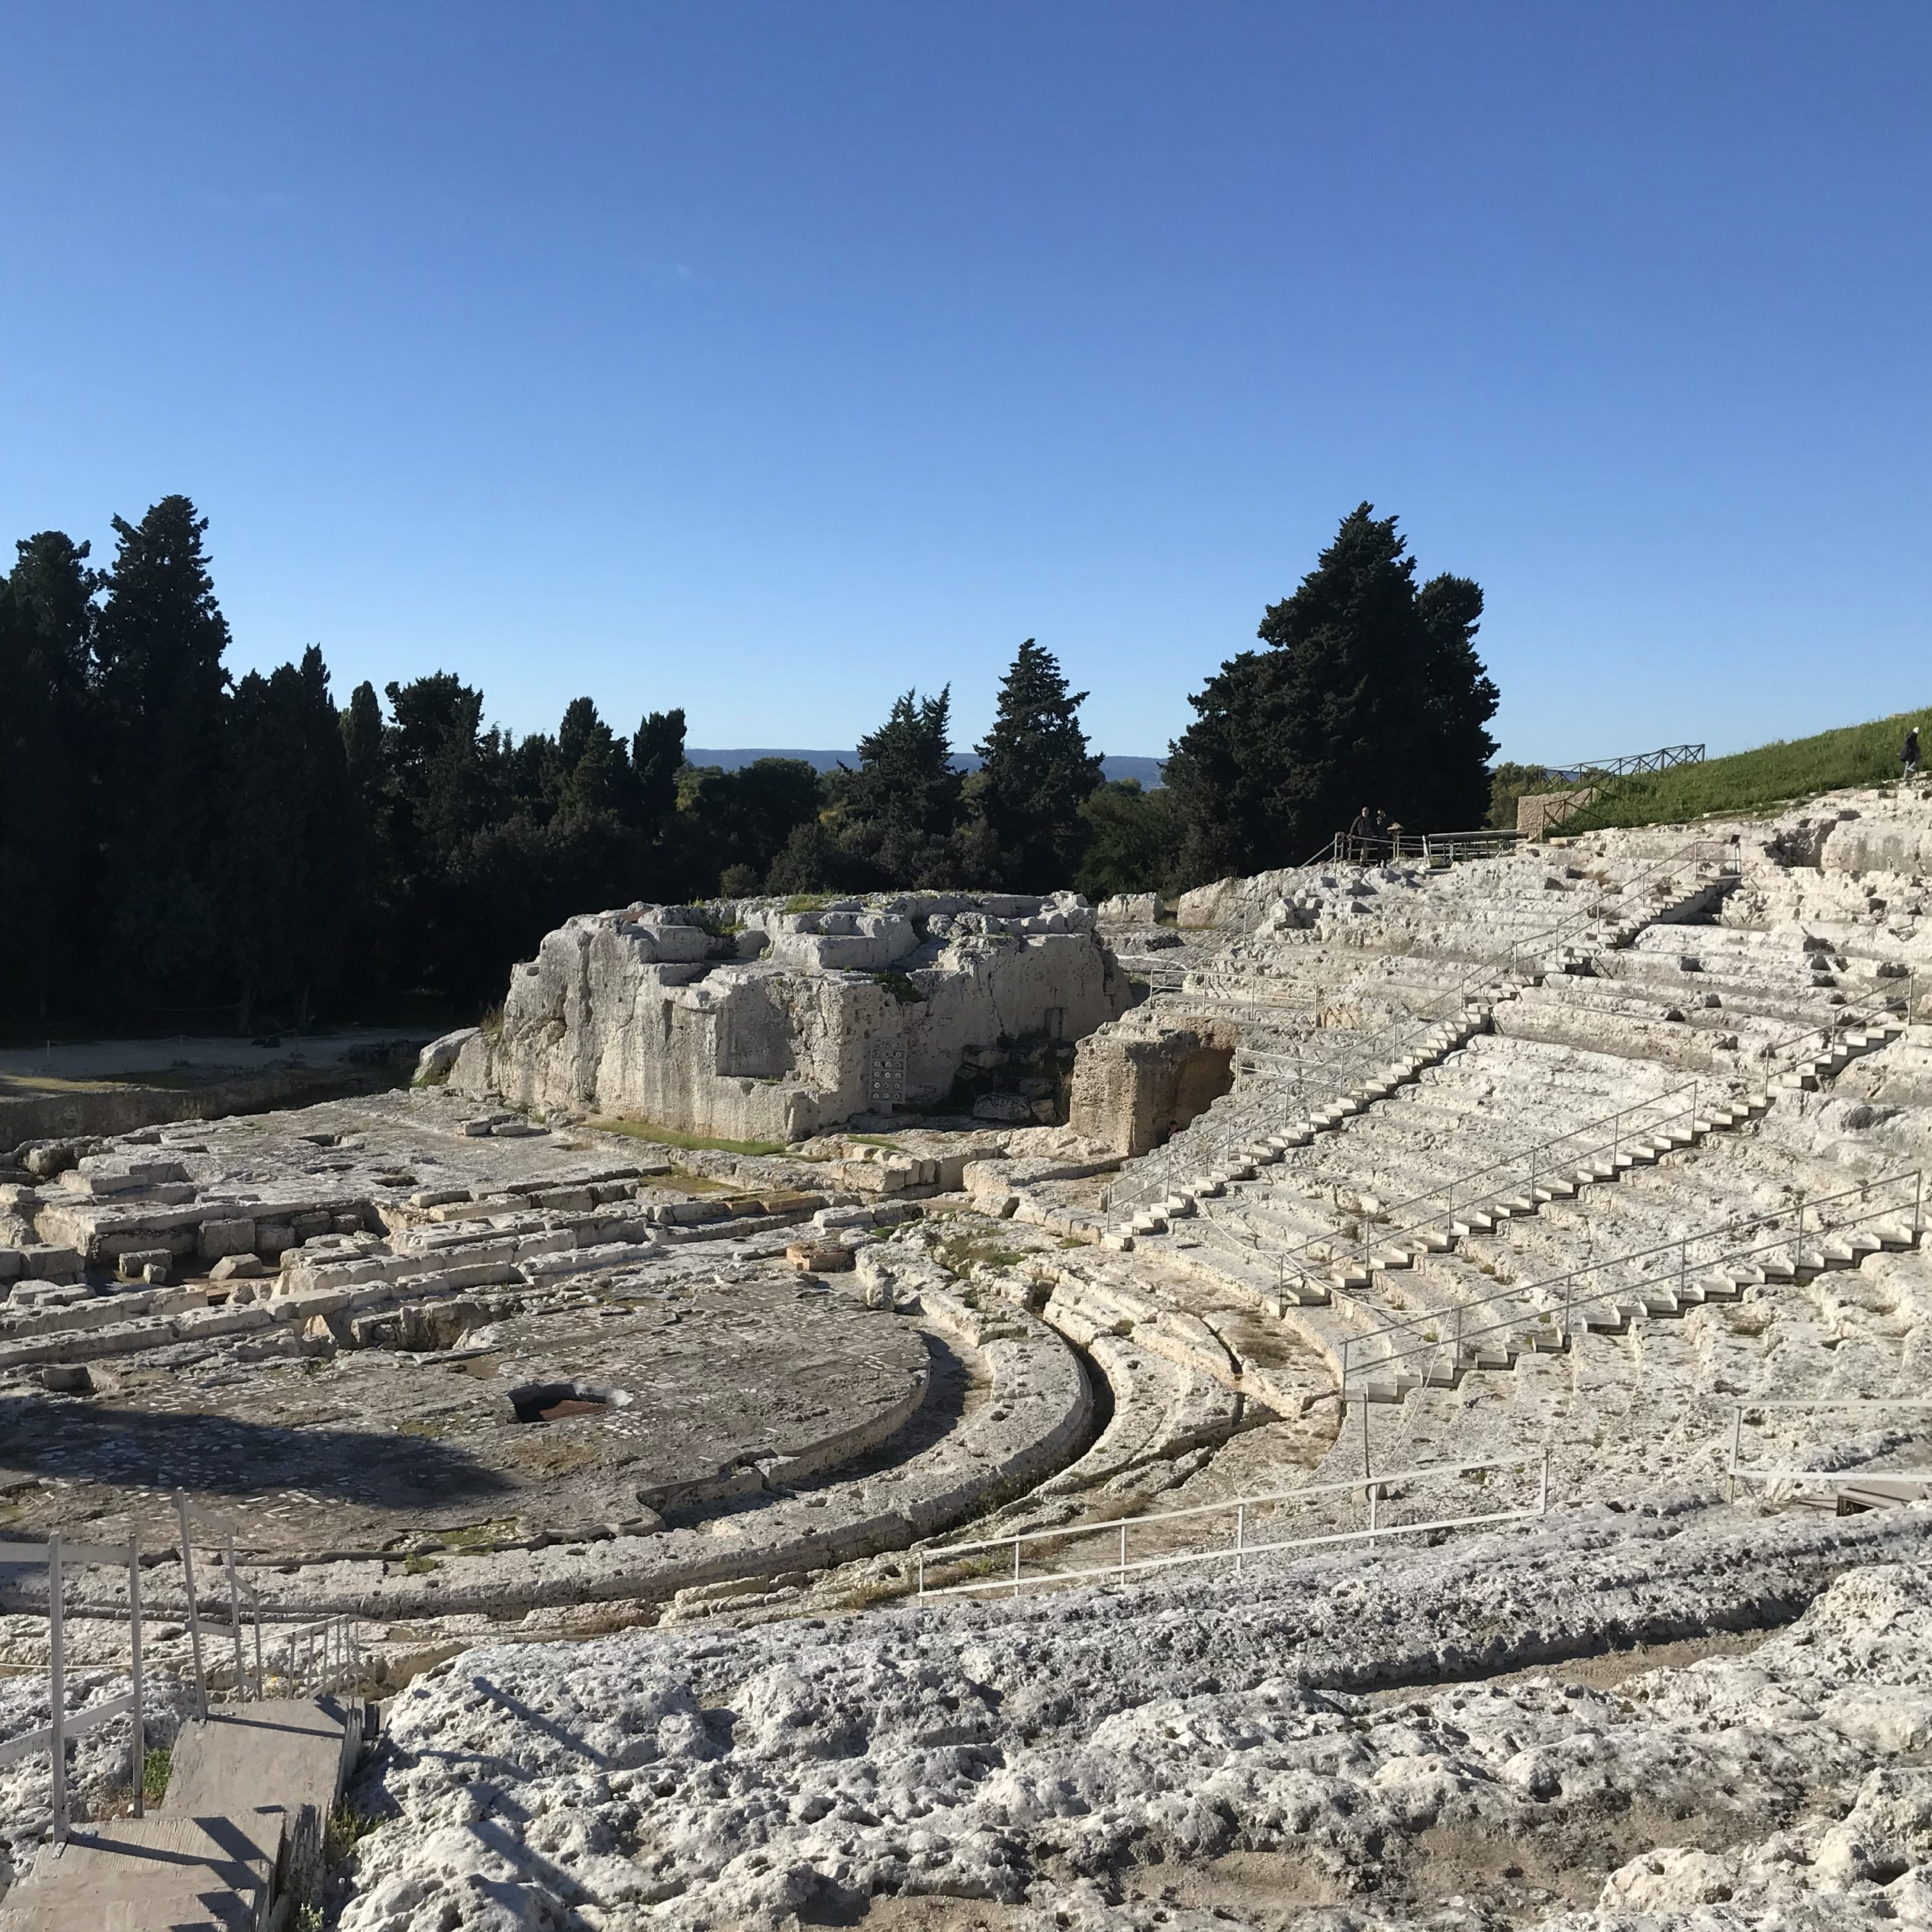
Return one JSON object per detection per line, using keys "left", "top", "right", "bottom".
{"left": 1724, "top": 1396, "right": 1932, "bottom": 1502}
{"left": 915, "top": 1449, "right": 1550, "bottom": 1601}
{"left": 1206, "top": 1076, "right": 1724, "bottom": 1310}
{"left": 175, "top": 1492, "right": 361, "bottom": 1708}
{"left": 1334, "top": 1168, "right": 1924, "bottom": 1397}
{"left": 0, "top": 1530, "right": 149, "bottom": 1842}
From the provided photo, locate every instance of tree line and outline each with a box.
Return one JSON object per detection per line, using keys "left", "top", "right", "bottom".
{"left": 0, "top": 496, "right": 1496, "bottom": 1034}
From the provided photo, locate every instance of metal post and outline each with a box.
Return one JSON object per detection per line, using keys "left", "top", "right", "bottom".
{"left": 1539, "top": 1446, "right": 1550, "bottom": 1515}
{"left": 1118, "top": 1522, "right": 1127, "bottom": 1580}
{"left": 1367, "top": 1483, "right": 1377, "bottom": 1532}
{"left": 1916, "top": 1169, "right": 1924, "bottom": 1241}
{"left": 224, "top": 1532, "right": 246, "bottom": 1700}
{"left": 176, "top": 1492, "right": 208, "bottom": 1718}
{"left": 1728, "top": 1405, "right": 1743, "bottom": 1502}
{"left": 48, "top": 1531, "right": 66, "bottom": 1844}
{"left": 1235, "top": 1503, "right": 1245, "bottom": 1573}
{"left": 1360, "top": 1396, "right": 1370, "bottom": 1480}
{"left": 253, "top": 1604, "right": 264, "bottom": 1702}
{"left": 916, "top": 1554, "right": 925, "bottom": 1602}
{"left": 129, "top": 1528, "right": 144, "bottom": 1819}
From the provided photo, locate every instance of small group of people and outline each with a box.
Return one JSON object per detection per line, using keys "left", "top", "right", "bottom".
{"left": 1344, "top": 805, "right": 1403, "bottom": 860}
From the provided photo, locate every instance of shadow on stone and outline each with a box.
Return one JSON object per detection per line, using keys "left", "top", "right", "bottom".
{"left": 0, "top": 1394, "right": 516, "bottom": 1510}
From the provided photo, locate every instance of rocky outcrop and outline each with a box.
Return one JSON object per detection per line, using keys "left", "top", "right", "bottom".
{"left": 452, "top": 894, "right": 1132, "bottom": 1145}
{"left": 1067, "top": 1008, "right": 1242, "bottom": 1154}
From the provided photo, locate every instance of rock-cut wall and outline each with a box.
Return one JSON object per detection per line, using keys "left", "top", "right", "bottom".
{"left": 446, "top": 893, "right": 1132, "bottom": 1145}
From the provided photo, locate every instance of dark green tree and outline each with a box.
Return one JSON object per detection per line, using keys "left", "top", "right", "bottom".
{"left": 554, "top": 697, "right": 632, "bottom": 823}
{"left": 93, "top": 496, "right": 234, "bottom": 1005}
{"left": 681, "top": 758, "right": 823, "bottom": 890}
{"left": 0, "top": 533, "right": 101, "bottom": 1019}
{"left": 1163, "top": 504, "right": 1497, "bottom": 880}
{"left": 220, "top": 647, "right": 357, "bottom": 1030}
{"left": 836, "top": 688, "right": 964, "bottom": 886}
{"left": 1074, "top": 778, "right": 1185, "bottom": 900}
{"left": 632, "top": 709, "right": 687, "bottom": 835}
{"left": 971, "top": 638, "right": 1104, "bottom": 891}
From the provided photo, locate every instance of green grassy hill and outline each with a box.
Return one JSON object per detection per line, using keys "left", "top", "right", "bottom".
{"left": 1554, "top": 707, "right": 1932, "bottom": 833}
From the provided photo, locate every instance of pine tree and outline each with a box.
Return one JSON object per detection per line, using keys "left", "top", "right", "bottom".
{"left": 972, "top": 639, "right": 1104, "bottom": 891}
{"left": 1164, "top": 504, "right": 1496, "bottom": 880}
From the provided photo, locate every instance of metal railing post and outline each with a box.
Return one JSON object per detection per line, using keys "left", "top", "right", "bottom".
{"left": 1235, "top": 1503, "right": 1245, "bottom": 1572}
{"left": 224, "top": 1531, "right": 246, "bottom": 1700}
{"left": 48, "top": 1531, "right": 66, "bottom": 1845}
{"left": 1011, "top": 1538, "right": 1021, "bottom": 1597}
{"left": 129, "top": 1528, "right": 144, "bottom": 1818}
{"left": 1538, "top": 1445, "right": 1550, "bottom": 1514}
{"left": 175, "top": 1492, "right": 208, "bottom": 1719}
{"left": 1728, "top": 1405, "right": 1743, "bottom": 1502}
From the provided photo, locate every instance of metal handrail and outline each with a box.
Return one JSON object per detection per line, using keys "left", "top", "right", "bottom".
{"left": 1106, "top": 836, "right": 1740, "bottom": 1216}
{"left": 1724, "top": 1395, "right": 1932, "bottom": 1502}
{"left": 1335, "top": 1167, "right": 1924, "bottom": 1395}
{"left": 1544, "top": 743, "right": 1706, "bottom": 785}
{"left": 916, "top": 1449, "right": 1551, "bottom": 1600}
{"left": 175, "top": 1492, "right": 361, "bottom": 1703}
{"left": 0, "top": 1530, "right": 148, "bottom": 1842}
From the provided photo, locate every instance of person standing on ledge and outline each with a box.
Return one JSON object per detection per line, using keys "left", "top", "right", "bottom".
{"left": 1902, "top": 727, "right": 1920, "bottom": 781}
{"left": 1348, "top": 805, "right": 1377, "bottom": 859}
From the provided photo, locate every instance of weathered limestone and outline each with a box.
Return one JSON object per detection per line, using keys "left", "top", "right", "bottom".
{"left": 1067, "top": 1009, "right": 1241, "bottom": 1154}
{"left": 450, "top": 893, "right": 1132, "bottom": 1143}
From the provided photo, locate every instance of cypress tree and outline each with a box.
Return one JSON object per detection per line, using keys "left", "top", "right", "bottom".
{"left": 221, "top": 647, "right": 356, "bottom": 1030}
{"left": 972, "top": 639, "right": 1104, "bottom": 891}
{"left": 1164, "top": 504, "right": 1497, "bottom": 880}
{"left": 0, "top": 533, "right": 101, "bottom": 1019}
{"left": 93, "top": 497, "right": 233, "bottom": 1006}
{"left": 837, "top": 688, "right": 964, "bottom": 887}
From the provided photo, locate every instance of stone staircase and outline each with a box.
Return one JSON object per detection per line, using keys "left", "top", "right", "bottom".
{"left": 0, "top": 1695, "right": 365, "bottom": 1930}
{"left": 1107, "top": 993, "right": 1500, "bottom": 1242}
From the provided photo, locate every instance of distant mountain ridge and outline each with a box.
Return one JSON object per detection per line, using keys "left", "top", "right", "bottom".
{"left": 685, "top": 749, "right": 1166, "bottom": 787}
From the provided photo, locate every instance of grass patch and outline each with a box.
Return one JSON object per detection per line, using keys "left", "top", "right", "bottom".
{"left": 1558, "top": 706, "right": 1932, "bottom": 832}
{"left": 783, "top": 893, "right": 835, "bottom": 914}
{"left": 402, "top": 1553, "right": 441, "bottom": 1575}
{"left": 842, "top": 1132, "right": 902, "bottom": 1149}
{"left": 141, "top": 1746, "right": 171, "bottom": 1805}
{"left": 437, "top": 1519, "right": 515, "bottom": 1550}
{"left": 588, "top": 1117, "right": 787, "bottom": 1158}
{"left": 934, "top": 1232, "right": 1029, "bottom": 1274}
{"left": 327, "top": 1802, "right": 382, "bottom": 1863}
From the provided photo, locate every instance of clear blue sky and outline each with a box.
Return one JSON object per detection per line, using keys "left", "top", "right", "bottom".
{"left": 3, "top": 3, "right": 1927, "bottom": 765}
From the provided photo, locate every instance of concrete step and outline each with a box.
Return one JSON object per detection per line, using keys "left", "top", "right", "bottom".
{"left": 0, "top": 1811, "right": 280, "bottom": 1930}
